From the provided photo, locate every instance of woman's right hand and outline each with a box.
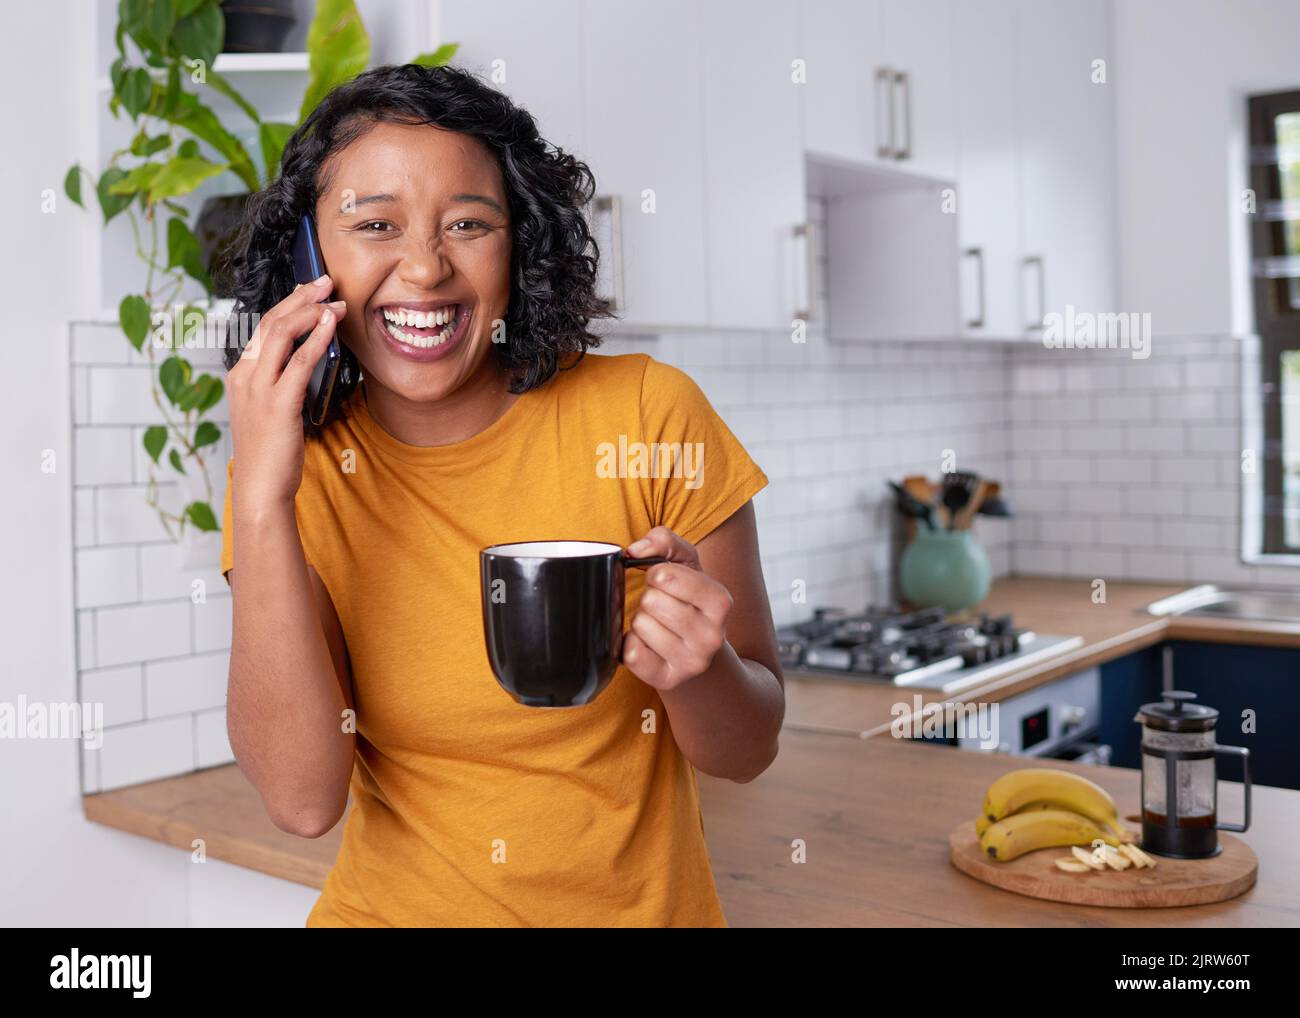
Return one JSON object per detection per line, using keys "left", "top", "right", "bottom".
{"left": 227, "top": 274, "right": 347, "bottom": 510}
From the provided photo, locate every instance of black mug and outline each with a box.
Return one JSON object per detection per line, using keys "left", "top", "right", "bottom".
{"left": 480, "top": 541, "right": 668, "bottom": 707}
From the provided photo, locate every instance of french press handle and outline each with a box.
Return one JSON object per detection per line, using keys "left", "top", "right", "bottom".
{"left": 1215, "top": 744, "right": 1251, "bottom": 833}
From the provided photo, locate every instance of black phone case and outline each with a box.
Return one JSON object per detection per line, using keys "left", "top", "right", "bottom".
{"left": 291, "top": 214, "right": 355, "bottom": 425}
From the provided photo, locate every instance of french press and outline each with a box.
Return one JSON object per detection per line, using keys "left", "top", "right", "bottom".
{"left": 1133, "top": 690, "right": 1251, "bottom": 859}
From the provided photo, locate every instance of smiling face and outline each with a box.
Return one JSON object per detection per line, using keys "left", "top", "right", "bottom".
{"left": 314, "top": 119, "right": 513, "bottom": 405}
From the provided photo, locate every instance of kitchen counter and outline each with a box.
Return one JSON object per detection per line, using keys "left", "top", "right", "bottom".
{"left": 82, "top": 728, "right": 1299, "bottom": 926}
{"left": 784, "top": 576, "right": 1300, "bottom": 737}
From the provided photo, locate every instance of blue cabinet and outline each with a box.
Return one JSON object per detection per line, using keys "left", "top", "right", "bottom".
{"left": 1099, "top": 641, "right": 1299, "bottom": 791}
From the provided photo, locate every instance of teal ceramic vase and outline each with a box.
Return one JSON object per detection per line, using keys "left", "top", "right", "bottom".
{"left": 899, "top": 529, "right": 991, "bottom": 612}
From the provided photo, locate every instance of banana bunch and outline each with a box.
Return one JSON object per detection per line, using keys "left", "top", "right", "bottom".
{"left": 975, "top": 768, "right": 1134, "bottom": 862}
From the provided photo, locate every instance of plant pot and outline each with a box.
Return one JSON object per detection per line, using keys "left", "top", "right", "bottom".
{"left": 196, "top": 193, "right": 251, "bottom": 298}
{"left": 221, "top": 0, "right": 298, "bottom": 53}
{"left": 899, "top": 529, "right": 991, "bottom": 613}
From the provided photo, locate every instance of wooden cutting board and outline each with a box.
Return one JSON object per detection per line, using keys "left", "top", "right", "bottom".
{"left": 948, "top": 819, "right": 1258, "bottom": 908}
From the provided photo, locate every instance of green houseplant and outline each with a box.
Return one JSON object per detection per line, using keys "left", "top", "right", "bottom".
{"left": 64, "top": 0, "right": 456, "bottom": 543}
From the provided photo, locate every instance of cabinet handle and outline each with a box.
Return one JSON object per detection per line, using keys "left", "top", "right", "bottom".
{"left": 594, "top": 194, "right": 624, "bottom": 313}
{"left": 1022, "top": 254, "right": 1046, "bottom": 332}
{"left": 793, "top": 221, "right": 817, "bottom": 323}
{"left": 964, "top": 246, "right": 985, "bottom": 329}
{"left": 893, "top": 69, "right": 912, "bottom": 161}
{"left": 875, "top": 67, "right": 895, "bottom": 159}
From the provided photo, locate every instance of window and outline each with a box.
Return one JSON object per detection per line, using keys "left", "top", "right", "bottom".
{"left": 1248, "top": 89, "right": 1300, "bottom": 553}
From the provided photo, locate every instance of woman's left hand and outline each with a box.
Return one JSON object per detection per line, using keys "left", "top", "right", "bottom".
{"left": 621, "top": 526, "right": 734, "bottom": 691}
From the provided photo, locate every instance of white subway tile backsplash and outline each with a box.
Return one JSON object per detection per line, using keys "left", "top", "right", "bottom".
{"left": 74, "top": 488, "right": 95, "bottom": 547}
{"left": 95, "top": 601, "right": 192, "bottom": 669}
{"left": 1185, "top": 423, "right": 1239, "bottom": 453}
{"left": 1064, "top": 426, "right": 1126, "bottom": 453}
{"left": 74, "top": 427, "right": 135, "bottom": 486}
{"left": 1125, "top": 549, "right": 1191, "bottom": 583}
{"left": 96, "top": 715, "right": 194, "bottom": 792}
{"left": 195, "top": 708, "right": 234, "bottom": 769}
{"left": 1095, "top": 393, "right": 1155, "bottom": 421}
{"left": 1097, "top": 518, "right": 1157, "bottom": 546}
{"left": 74, "top": 546, "right": 138, "bottom": 608}
{"left": 1123, "top": 425, "right": 1185, "bottom": 453}
{"left": 72, "top": 322, "right": 133, "bottom": 365}
{"left": 137, "top": 542, "right": 228, "bottom": 602}
{"left": 1154, "top": 456, "right": 1221, "bottom": 485}
{"left": 1066, "top": 547, "right": 1126, "bottom": 577}
{"left": 77, "top": 609, "right": 95, "bottom": 670}
{"left": 97, "top": 484, "right": 183, "bottom": 544}
{"left": 193, "top": 594, "right": 233, "bottom": 654}
{"left": 89, "top": 366, "right": 157, "bottom": 424}
{"left": 145, "top": 652, "right": 229, "bottom": 718}
{"left": 73, "top": 367, "right": 91, "bottom": 423}
{"left": 81, "top": 665, "right": 144, "bottom": 727}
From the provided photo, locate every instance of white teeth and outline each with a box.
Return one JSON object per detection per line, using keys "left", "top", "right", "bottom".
{"left": 382, "top": 305, "right": 463, "bottom": 349}
{"left": 381, "top": 305, "right": 460, "bottom": 328}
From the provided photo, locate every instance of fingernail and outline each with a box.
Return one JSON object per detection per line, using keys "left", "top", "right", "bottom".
{"left": 628, "top": 539, "right": 650, "bottom": 554}
{"left": 327, "top": 300, "right": 346, "bottom": 308}
{"left": 315, "top": 273, "right": 330, "bottom": 286}
{"left": 320, "top": 308, "right": 334, "bottom": 323}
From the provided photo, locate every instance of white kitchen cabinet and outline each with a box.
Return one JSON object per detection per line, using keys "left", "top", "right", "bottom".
{"left": 954, "top": 0, "right": 1022, "bottom": 339}
{"left": 438, "top": 0, "right": 586, "bottom": 157}
{"left": 797, "top": 0, "right": 884, "bottom": 165}
{"left": 699, "top": 0, "right": 807, "bottom": 330}
{"left": 1014, "top": 0, "right": 1116, "bottom": 335}
{"left": 879, "top": 0, "right": 958, "bottom": 180}
{"left": 580, "top": 0, "right": 709, "bottom": 329}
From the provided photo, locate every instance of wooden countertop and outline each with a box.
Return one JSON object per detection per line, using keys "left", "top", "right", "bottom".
{"left": 784, "top": 576, "right": 1300, "bottom": 738}
{"left": 83, "top": 728, "right": 1300, "bottom": 927}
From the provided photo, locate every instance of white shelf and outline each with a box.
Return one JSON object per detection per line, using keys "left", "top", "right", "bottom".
{"left": 95, "top": 52, "right": 309, "bottom": 91}
{"left": 212, "top": 52, "right": 309, "bottom": 73}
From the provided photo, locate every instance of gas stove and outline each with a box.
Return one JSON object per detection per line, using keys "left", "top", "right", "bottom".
{"left": 777, "top": 606, "right": 1084, "bottom": 695}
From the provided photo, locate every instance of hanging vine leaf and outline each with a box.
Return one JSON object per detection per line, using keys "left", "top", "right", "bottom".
{"left": 194, "top": 420, "right": 221, "bottom": 450}
{"left": 185, "top": 501, "right": 219, "bottom": 532}
{"left": 108, "top": 161, "right": 162, "bottom": 196}
{"left": 159, "top": 355, "right": 192, "bottom": 405}
{"left": 119, "top": 294, "right": 151, "bottom": 350}
{"left": 119, "top": 67, "right": 154, "bottom": 118}
{"left": 64, "top": 166, "right": 84, "bottom": 208}
{"left": 169, "top": 448, "right": 187, "bottom": 474}
{"left": 143, "top": 425, "right": 168, "bottom": 463}
{"left": 130, "top": 130, "right": 172, "bottom": 156}
{"left": 192, "top": 374, "right": 224, "bottom": 413}
{"left": 96, "top": 168, "right": 133, "bottom": 223}
{"left": 166, "top": 216, "right": 212, "bottom": 290}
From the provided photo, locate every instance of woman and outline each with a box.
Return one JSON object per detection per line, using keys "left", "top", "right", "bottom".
{"left": 219, "top": 63, "right": 784, "bottom": 927}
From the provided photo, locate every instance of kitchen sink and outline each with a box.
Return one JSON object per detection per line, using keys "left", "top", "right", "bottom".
{"left": 1145, "top": 585, "right": 1300, "bottom": 624}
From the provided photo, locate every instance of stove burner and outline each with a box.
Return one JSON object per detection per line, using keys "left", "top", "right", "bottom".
{"left": 778, "top": 604, "right": 1039, "bottom": 684}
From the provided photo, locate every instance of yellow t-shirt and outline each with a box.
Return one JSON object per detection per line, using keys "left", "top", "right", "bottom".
{"left": 220, "top": 351, "right": 768, "bottom": 927}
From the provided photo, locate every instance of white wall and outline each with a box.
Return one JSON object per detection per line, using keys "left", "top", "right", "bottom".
{"left": 0, "top": 0, "right": 197, "bottom": 926}
{"left": 1113, "top": 0, "right": 1300, "bottom": 336}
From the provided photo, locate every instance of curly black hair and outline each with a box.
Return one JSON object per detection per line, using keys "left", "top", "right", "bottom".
{"left": 220, "top": 62, "right": 615, "bottom": 438}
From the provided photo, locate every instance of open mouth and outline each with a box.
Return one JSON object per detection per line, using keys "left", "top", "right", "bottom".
{"left": 378, "top": 302, "right": 469, "bottom": 350}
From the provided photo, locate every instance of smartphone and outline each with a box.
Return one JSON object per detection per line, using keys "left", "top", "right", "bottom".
{"left": 291, "top": 213, "right": 356, "bottom": 425}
